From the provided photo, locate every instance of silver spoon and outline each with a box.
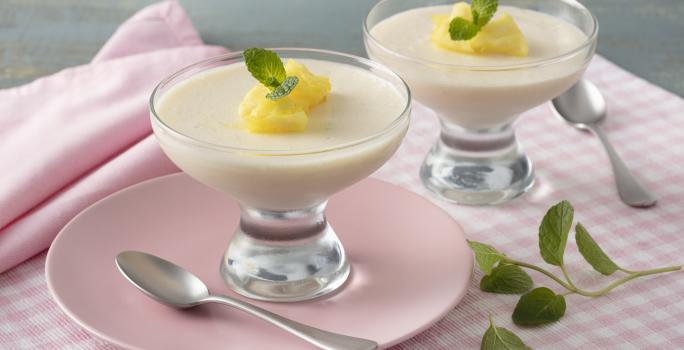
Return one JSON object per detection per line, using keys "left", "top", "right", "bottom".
{"left": 551, "top": 79, "right": 657, "bottom": 208}
{"left": 115, "top": 251, "right": 377, "bottom": 350}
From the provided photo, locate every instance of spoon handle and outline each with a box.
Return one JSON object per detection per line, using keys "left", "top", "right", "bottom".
{"left": 204, "top": 295, "right": 378, "bottom": 350}
{"left": 587, "top": 124, "right": 657, "bottom": 207}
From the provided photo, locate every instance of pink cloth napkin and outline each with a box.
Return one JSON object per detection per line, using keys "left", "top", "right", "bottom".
{"left": 0, "top": 0, "right": 228, "bottom": 273}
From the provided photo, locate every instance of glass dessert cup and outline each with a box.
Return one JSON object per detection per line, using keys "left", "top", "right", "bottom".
{"left": 150, "top": 49, "right": 411, "bottom": 302}
{"left": 364, "top": 0, "right": 597, "bottom": 205}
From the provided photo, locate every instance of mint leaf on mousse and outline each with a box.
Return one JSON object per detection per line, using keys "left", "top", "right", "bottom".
{"left": 243, "top": 48, "right": 286, "bottom": 88}
{"left": 243, "top": 48, "right": 299, "bottom": 100}
{"left": 265, "top": 76, "right": 299, "bottom": 100}
{"left": 449, "top": 0, "right": 499, "bottom": 41}
{"left": 472, "top": 0, "right": 499, "bottom": 27}
{"left": 449, "top": 17, "right": 481, "bottom": 40}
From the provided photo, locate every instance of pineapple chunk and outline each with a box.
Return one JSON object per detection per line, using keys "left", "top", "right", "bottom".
{"left": 430, "top": 2, "right": 474, "bottom": 54}
{"left": 285, "top": 59, "right": 331, "bottom": 110}
{"left": 470, "top": 13, "right": 529, "bottom": 57}
{"left": 239, "top": 85, "right": 307, "bottom": 133}
{"left": 431, "top": 14, "right": 475, "bottom": 54}
{"left": 238, "top": 59, "right": 330, "bottom": 133}
{"left": 430, "top": 1, "right": 528, "bottom": 57}
{"left": 449, "top": 1, "right": 472, "bottom": 21}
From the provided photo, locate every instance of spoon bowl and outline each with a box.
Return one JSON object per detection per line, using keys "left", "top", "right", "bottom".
{"left": 116, "top": 251, "right": 208, "bottom": 308}
{"left": 552, "top": 79, "right": 606, "bottom": 128}
{"left": 551, "top": 79, "right": 656, "bottom": 207}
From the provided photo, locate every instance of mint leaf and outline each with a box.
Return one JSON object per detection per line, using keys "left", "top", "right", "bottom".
{"left": 266, "top": 76, "right": 299, "bottom": 100}
{"left": 575, "top": 223, "right": 620, "bottom": 275}
{"left": 472, "top": 0, "right": 498, "bottom": 27}
{"left": 481, "top": 264, "right": 533, "bottom": 294}
{"left": 468, "top": 240, "right": 506, "bottom": 275}
{"left": 449, "top": 17, "right": 481, "bottom": 41}
{"left": 481, "top": 315, "right": 532, "bottom": 350}
{"left": 449, "top": 0, "right": 498, "bottom": 41}
{"left": 512, "top": 287, "right": 566, "bottom": 326}
{"left": 538, "top": 200, "right": 574, "bottom": 266}
{"left": 243, "top": 48, "right": 286, "bottom": 89}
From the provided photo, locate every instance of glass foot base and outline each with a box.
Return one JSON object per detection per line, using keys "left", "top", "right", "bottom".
{"left": 220, "top": 204, "right": 349, "bottom": 302}
{"left": 420, "top": 123, "right": 535, "bottom": 206}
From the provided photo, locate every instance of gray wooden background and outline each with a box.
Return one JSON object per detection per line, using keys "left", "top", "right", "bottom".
{"left": 1, "top": 0, "right": 682, "bottom": 96}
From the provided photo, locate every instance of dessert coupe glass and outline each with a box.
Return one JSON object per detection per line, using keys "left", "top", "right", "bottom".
{"left": 150, "top": 49, "right": 411, "bottom": 302}
{"left": 364, "top": 0, "right": 597, "bottom": 205}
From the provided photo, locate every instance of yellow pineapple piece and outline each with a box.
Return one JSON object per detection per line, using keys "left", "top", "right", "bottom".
{"left": 239, "top": 85, "right": 307, "bottom": 133}
{"left": 449, "top": 1, "right": 472, "bottom": 20}
{"left": 430, "top": 2, "right": 474, "bottom": 54}
{"left": 285, "top": 59, "right": 331, "bottom": 110}
{"left": 238, "top": 59, "right": 330, "bottom": 133}
{"left": 430, "top": 1, "right": 528, "bottom": 57}
{"left": 430, "top": 14, "right": 474, "bottom": 54}
{"left": 470, "top": 13, "right": 529, "bottom": 57}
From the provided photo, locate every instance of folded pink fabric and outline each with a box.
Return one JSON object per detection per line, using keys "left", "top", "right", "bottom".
{"left": 0, "top": 0, "right": 228, "bottom": 273}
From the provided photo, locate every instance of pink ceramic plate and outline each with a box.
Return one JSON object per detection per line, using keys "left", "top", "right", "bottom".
{"left": 46, "top": 174, "right": 472, "bottom": 350}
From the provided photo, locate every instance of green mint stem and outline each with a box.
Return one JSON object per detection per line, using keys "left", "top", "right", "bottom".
{"left": 505, "top": 258, "right": 680, "bottom": 297}
{"left": 585, "top": 265, "right": 681, "bottom": 297}
{"left": 618, "top": 266, "right": 638, "bottom": 274}
{"left": 560, "top": 264, "right": 579, "bottom": 291}
{"left": 504, "top": 258, "right": 575, "bottom": 291}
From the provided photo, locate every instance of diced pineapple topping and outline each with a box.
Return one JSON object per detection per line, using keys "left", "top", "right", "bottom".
{"left": 450, "top": 1, "right": 472, "bottom": 20}
{"left": 470, "top": 13, "right": 528, "bottom": 57}
{"left": 285, "top": 60, "right": 331, "bottom": 110}
{"left": 430, "top": 2, "right": 528, "bottom": 57}
{"left": 431, "top": 14, "right": 475, "bottom": 54}
{"left": 239, "top": 59, "right": 331, "bottom": 133}
{"left": 238, "top": 86, "right": 308, "bottom": 133}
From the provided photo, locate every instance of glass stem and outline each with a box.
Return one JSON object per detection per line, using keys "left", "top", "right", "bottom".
{"left": 439, "top": 121, "right": 517, "bottom": 154}
{"left": 239, "top": 202, "right": 329, "bottom": 240}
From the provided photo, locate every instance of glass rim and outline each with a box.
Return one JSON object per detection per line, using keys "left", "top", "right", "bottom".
{"left": 149, "top": 48, "right": 411, "bottom": 156}
{"left": 363, "top": 0, "right": 599, "bottom": 71}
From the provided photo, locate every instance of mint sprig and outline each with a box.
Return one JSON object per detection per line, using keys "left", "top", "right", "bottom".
{"left": 243, "top": 48, "right": 299, "bottom": 100}
{"left": 449, "top": 0, "right": 498, "bottom": 40}
{"left": 470, "top": 200, "right": 681, "bottom": 348}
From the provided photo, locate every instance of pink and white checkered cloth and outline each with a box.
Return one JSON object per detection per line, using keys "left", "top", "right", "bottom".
{"left": 2, "top": 12, "right": 684, "bottom": 350}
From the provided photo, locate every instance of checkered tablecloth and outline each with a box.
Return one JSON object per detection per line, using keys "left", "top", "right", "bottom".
{"left": 2, "top": 55, "right": 684, "bottom": 349}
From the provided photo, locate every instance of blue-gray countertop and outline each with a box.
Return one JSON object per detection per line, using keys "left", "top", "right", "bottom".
{"left": 1, "top": 0, "right": 682, "bottom": 95}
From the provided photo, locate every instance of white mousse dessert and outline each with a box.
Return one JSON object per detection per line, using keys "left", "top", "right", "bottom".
{"left": 152, "top": 56, "right": 409, "bottom": 211}
{"left": 367, "top": 2, "right": 590, "bottom": 129}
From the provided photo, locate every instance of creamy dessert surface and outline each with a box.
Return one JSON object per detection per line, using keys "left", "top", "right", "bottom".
{"left": 156, "top": 59, "right": 406, "bottom": 152}
{"left": 152, "top": 57, "right": 409, "bottom": 210}
{"left": 370, "top": 5, "right": 587, "bottom": 67}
